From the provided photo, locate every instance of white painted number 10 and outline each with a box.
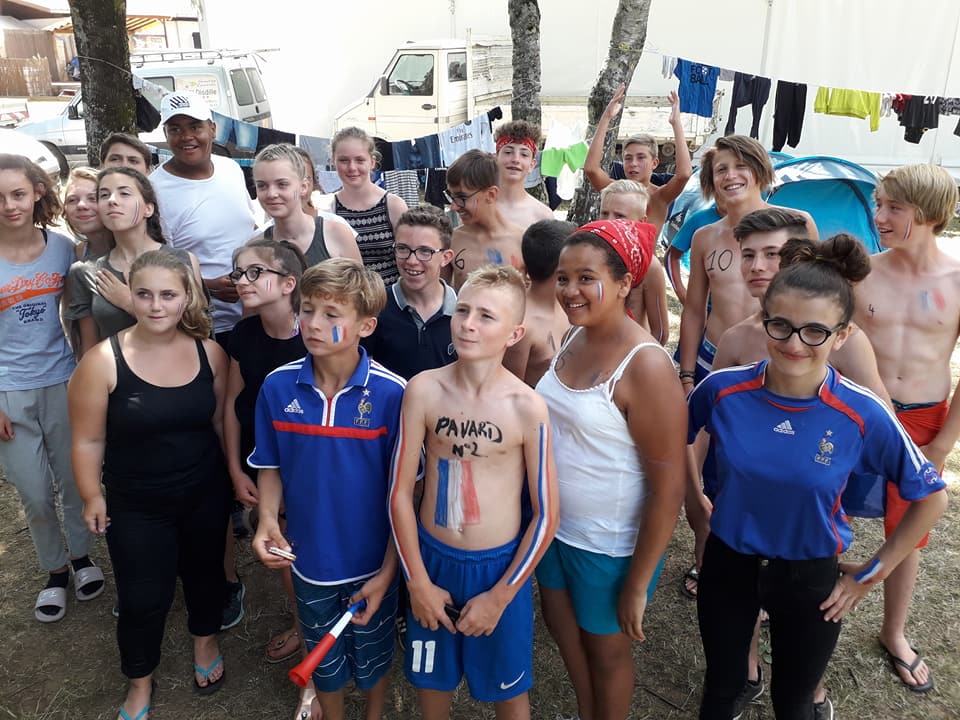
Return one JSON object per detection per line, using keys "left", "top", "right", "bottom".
{"left": 410, "top": 640, "right": 436, "bottom": 673}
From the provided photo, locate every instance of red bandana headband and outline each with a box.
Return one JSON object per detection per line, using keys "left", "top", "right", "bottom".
{"left": 578, "top": 219, "right": 656, "bottom": 287}
{"left": 496, "top": 135, "right": 538, "bottom": 155}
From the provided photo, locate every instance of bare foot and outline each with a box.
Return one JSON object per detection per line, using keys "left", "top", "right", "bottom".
{"left": 193, "top": 634, "right": 224, "bottom": 689}
{"left": 880, "top": 634, "right": 931, "bottom": 689}
{"left": 118, "top": 675, "right": 152, "bottom": 720}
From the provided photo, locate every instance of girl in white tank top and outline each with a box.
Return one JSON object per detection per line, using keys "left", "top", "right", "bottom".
{"left": 534, "top": 220, "right": 688, "bottom": 720}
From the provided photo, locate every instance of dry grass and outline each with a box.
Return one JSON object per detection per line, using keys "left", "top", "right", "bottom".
{"left": 1, "top": 288, "right": 958, "bottom": 719}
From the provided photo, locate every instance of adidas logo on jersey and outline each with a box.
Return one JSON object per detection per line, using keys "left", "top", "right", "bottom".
{"left": 284, "top": 398, "right": 304, "bottom": 415}
{"left": 773, "top": 420, "right": 795, "bottom": 435}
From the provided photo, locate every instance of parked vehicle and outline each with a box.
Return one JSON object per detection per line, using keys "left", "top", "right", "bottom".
{"left": 0, "top": 99, "right": 29, "bottom": 128}
{"left": 19, "top": 49, "right": 272, "bottom": 177}
{"left": 0, "top": 127, "right": 62, "bottom": 188}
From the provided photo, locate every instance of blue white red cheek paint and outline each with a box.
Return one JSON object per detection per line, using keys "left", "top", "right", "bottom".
{"left": 132, "top": 199, "right": 140, "bottom": 226}
{"left": 265, "top": 279, "right": 271, "bottom": 292}
{"left": 596, "top": 281, "right": 603, "bottom": 302}
{"left": 854, "top": 557, "right": 883, "bottom": 584}
{"left": 331, "top": 325, "right": 346, "bottom": 343}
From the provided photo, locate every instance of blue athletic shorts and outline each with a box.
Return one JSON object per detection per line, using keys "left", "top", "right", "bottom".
{"left": 294, "top": 574, "right": 398, "bottom": 693}
{"left": 695, "top": 335, "right": 717, "bottom": 385}
{"left": 404, "top": 526, "right": 533, "bottom": 702}
{"left": 536, "top": 538, "right": 665, "bottom": 635}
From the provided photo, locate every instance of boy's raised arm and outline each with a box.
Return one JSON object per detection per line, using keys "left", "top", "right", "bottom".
{"left": 653, "top": 91, "right": 693, "bottom": 207}
{"left": 584, "top": 85, "right": 624, "bottom": 192}
{"left": 458, "top": 397, "right": 558, "bottom": 637}
{"left": 389, "top": 379, "right": 456, "bottom": 633}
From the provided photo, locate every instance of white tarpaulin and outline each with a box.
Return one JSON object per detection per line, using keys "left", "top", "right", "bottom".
{"left": 646, "top": 0, "right": 960, "bottom": 97}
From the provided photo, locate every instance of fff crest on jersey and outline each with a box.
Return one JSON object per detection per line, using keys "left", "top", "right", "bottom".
{"left": 814, "top": 429, "right": 834, "bottom": 466}
{"left": 354, "top": 389, "right": 372, "bottom": 427}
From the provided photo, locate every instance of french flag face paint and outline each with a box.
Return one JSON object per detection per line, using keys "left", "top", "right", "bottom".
{"left": 596, "top": 281, "right": 603, "bottom": 302}
{"left": 331, "top": 325, "right": 346, "bottom": 344}
{"left": 434, "top": 458, "right": 481, "bottom": 530}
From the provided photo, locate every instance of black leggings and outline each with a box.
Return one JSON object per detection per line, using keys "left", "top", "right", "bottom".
{"left": 697, "top": 534, "right": 841, "bottom": 720}
{"left": 106, "top": 478, "right": 230, "bottom": 679}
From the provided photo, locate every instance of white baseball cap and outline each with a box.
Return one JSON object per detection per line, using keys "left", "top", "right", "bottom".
{"left": 160, "top": 91, "right": 212, "bottom": 124}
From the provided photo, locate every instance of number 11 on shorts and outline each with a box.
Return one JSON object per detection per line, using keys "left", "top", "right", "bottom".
{"left": 410, "top": 639, "right": 436, "bottom": 673}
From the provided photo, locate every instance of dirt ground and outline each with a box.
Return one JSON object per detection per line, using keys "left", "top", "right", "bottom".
{"left": 1, "top": 292, "right": 959, "bottom": 720}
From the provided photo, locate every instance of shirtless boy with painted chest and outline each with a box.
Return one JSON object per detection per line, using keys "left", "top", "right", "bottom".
{"left": 390, "top": 265, "right": 558, "bottom": 720}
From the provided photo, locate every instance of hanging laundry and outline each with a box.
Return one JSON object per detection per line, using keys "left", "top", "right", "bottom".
{"left": 772, "top": 81, "right": 807, "bottom": 151}
{"left": 724, "top": 73, "right": 771, "bottom": 139}
{"left": 719, "top": 68, "right": 736, "bottom": 82}
{"left": 487, "top": 106, "right": 503, "bottom": 123}
{"left": 661, "top": 56, "right": 678, "bottom": 80}
{"left": 392, "top": 135, "right": 442, "bottom": 170}
{"left": 212, "top": 110, "right": 258, "bottom": 152}
{"left": 256, "top": 127, "right": 296, "bottom": 153}
{"left": 540, "top": 141, "right": 589, "bottom": 178}
{"left": 673, "top": 59, "right": 720, "bottom": 117}
{"left": 814, "top": 87, "right": 882, "bottom": 131}
{"left": 424, "top": 169, "right": 448, "bottom": 207}
{"left": 316, "top": 170, "right": 342, "bottom": 193}
{"left": 524, "top": 153, "right": 542, "bottom": 190}
{"left": 940, "top": 97, "right": 960, "bottom": 115}
{"left": 298, "top": 134, "right": 332, "bottom": 171}
{"left": 438, "top": 114, "right": 495, "bottom": 166}
{"left": 383, "top": 170, "right": 420, "bottom": 208}
{"left": 895, "top": 95, "right": 941, "bottom": 144}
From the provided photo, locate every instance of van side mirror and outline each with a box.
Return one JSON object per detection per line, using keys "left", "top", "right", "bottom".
{"left": 380, "top": 76, "right": 389, "bottom": 96}
{"left": 67, "top": 104, "right": 79, "bottom": 120}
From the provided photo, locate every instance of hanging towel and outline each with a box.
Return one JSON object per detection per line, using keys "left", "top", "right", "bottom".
{"left": 383, "top": 170, "right": 420, "bottom": 208}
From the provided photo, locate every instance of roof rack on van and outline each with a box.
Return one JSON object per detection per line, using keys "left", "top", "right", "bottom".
{"left": 129, "top": 49, "right": 279, "bottom": 67}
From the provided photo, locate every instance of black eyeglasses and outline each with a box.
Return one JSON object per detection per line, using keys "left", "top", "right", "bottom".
{"left": 443, "top": 189, "right": 482, "bottom": 207}
{"left": 395, "top": 243, "right": 442, "bottom": 261}
{"left": 229, "top": 265, "right": 287, "bottom": 284}
{"left": 763, "top": 316, "right": 846, "bottom": 347}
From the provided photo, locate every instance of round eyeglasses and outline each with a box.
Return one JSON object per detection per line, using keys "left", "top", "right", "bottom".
{"left": 229, "top": 265, "right": 287, "bottom": 285}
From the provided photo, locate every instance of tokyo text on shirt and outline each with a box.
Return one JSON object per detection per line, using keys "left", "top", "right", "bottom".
{"left": 688, "top": 361, "right": 944, "bottom": 560}
{"left": 248, "top": 347, "right": 406, "bottom": 584}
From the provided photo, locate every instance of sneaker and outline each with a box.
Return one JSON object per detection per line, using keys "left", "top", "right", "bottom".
{"left": 112, "top": 605, "right": 119, "bottom": 618}
{"left": 813, "top": 697, "right": 834, "bottom": 720}
{"left": 732, "top": 665, "right": 764, "bottom": 720}
{"left": 220, "top": 580, "right": 245, "bottom": 630}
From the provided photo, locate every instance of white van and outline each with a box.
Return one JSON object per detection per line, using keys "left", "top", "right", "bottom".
{"left": 20, "top": 49, "right": 272, "bottom": 177}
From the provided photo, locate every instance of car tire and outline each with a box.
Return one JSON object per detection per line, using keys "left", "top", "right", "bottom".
{"left": 42, "top": 142, "right": 69, "bottom": 181}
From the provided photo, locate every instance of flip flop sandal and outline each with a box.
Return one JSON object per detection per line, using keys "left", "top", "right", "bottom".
{"left": 74, "top": 565, "right": 106, "bottom": 601}
{"left": 194, "top": 655, "right": 225, "bottom": 696}
{"left": 680, "top": 565, "right": 699, "bottom": 599}
{"left": 117, "top": 680, "right": 156, "bottom": 720}
{"left": 882, "top": 644, "right": 935, "bottom": 693}
{"left": 34, "top": 587, "right": 67, "bottom": 623}
{"left": 265, "top": 628, "right": 301, "bottom": 663}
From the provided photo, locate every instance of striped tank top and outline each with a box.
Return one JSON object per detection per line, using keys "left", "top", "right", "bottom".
{"left": 334, "top": 192, "right": 399, "bottom": 285}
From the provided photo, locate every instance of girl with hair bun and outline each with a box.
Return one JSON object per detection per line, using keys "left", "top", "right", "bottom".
{"left": 70, "top": 249, "right": 231, "bottom": 719}
{"left": 688, "top": 234, "right": 948, "bottom": 720}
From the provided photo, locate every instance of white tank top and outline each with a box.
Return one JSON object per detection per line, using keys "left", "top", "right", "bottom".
{"left": 535, "top": 327, "right": 670, "bottom": 556}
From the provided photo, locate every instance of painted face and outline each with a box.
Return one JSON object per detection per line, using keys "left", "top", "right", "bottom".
{"left": 739, "top": 229, "right": 789, "bottom": 298}
{"left": 163, "top": 116, "right": 215, "bottom": 167}
{"left": 102, "top": 142, "right": 149, "bottom": 175}
{"left": 497, "top": 142, "right": 536, "bottom": 181}
{"left": 0, "top": 169, "right": 40, "bottom": 230}
{"left": 599, "top": 193, "right": 646, "bottom": 222}
{"left": 712, "top": 148, "right": 758, "bottom": 203}
{"left": 299, "top": 293, "right": 372, "bottom": 355}
{"left": 97, "top": 174, "right": 153, "bottom": 233}
{"left": 254, "top": 159, "right": 307, "bottom": 220}
{"left": 763, "top": 289, "right": 848, "bottom": 385}
{"left": 450, "top": 284, "right": 523, "bottom": 358}
{"left": 622, "top": 142, "right": 657, "bottom": 182}
{"left": 64, "top": 177, "right": 103, "bottom": 235}
{"left": 334, "top": 138, "right": 374, "bottom": 187}
{"left": 232, "top": 249, "right": 292, "bottom": 311}
{"left": 555, "top": 242, "right": 626, "bottom": 325}
{"left": 394, "top": 223, "right": 451, "bottom": 293}
{"left": 130, "top": 266, "right": 187, "bottom": 331}
{"left": 874, "top": 186, "right": 917, "bottom": 246}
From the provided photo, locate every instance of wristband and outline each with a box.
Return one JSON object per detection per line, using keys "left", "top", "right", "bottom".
{"left": 679, "top": 371, "right": 696, "bottom": 380}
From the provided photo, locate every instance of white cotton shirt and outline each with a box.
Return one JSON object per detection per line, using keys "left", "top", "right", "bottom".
{"left": 151, "top": 154, "right": 256, "bottom": 334}
{"left": 438, "top": 114, "right": 495, "bottom": 167}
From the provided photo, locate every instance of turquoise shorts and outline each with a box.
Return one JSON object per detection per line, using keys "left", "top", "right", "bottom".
{"left": 536, "top": 538, "right": 665, "bottom": 635}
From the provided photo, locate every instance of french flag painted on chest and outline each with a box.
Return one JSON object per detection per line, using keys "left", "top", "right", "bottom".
{"left": 435, "top": 458, "right": 481, "bottom": 530}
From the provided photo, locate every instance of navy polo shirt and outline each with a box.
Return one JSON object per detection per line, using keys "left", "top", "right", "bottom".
{"left": 688, "top": 361, "right": 944, "bottom": 560}
{"left": 248, "top": 347, "right": 405, "bottom": 584}
{"left": 363, "top": 280, "right": 457, "bottom": 379}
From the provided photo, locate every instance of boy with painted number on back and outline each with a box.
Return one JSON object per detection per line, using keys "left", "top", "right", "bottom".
{"left": 390, "top": 265, "right": 559, "bottom": 720}
{"left": 447, "top": 150, "right": 525, "bottom": 290}
{"left": 250, "top": 259, "right": 404, "bottom": 720}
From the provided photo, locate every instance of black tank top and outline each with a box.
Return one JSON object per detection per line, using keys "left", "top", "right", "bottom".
{"left": 103, "top": 334, "right": 223, "bottom": 498}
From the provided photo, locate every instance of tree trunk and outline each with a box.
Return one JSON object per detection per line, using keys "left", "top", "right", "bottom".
{"left": 507, "top": 0, "right": 542, "bottom": 127}
{"left": 69, "top": 0, "right": 137, "bottom": 167}
{"left": 567, "top": 0, "right": 651, "bottom": 225}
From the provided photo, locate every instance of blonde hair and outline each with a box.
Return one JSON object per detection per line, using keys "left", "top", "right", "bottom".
{"left": 128, "top": 250, "right": 212, "bottom": 339}
{"left": 460, "top": 264, "right": 528, "bottom": 322}
{"left": 878, "top": 165, "right": 959, "bottom": 235}
{"left": 700, "top": 136, "right": 775, "bottom": 200}
{"left": 331, "top": 126, "right": 380, "bottom": 165}
{"left": 300, "top": 257, "right": 386, "bottom": 318}
{"left": 623, "top": 134, "right": 658, "bottom": 159}
{"left": 254, "top": 143, "right": 307, "bottom": 180}
{"left": 600, "top": 179, "right": 649, "bottom": 217}
{"left": 64, "top": 167, "right": 101, "bottom": 236}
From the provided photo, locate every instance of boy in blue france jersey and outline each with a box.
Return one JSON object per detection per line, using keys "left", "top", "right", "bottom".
{"left": 688, "top": 234, "right": 946, "bottom": 720}
{"left": 250, "top": 258, "right": 404, "bottom": 720}
{"left": 390, "top": 265, "right": 559, "bottom": 720}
